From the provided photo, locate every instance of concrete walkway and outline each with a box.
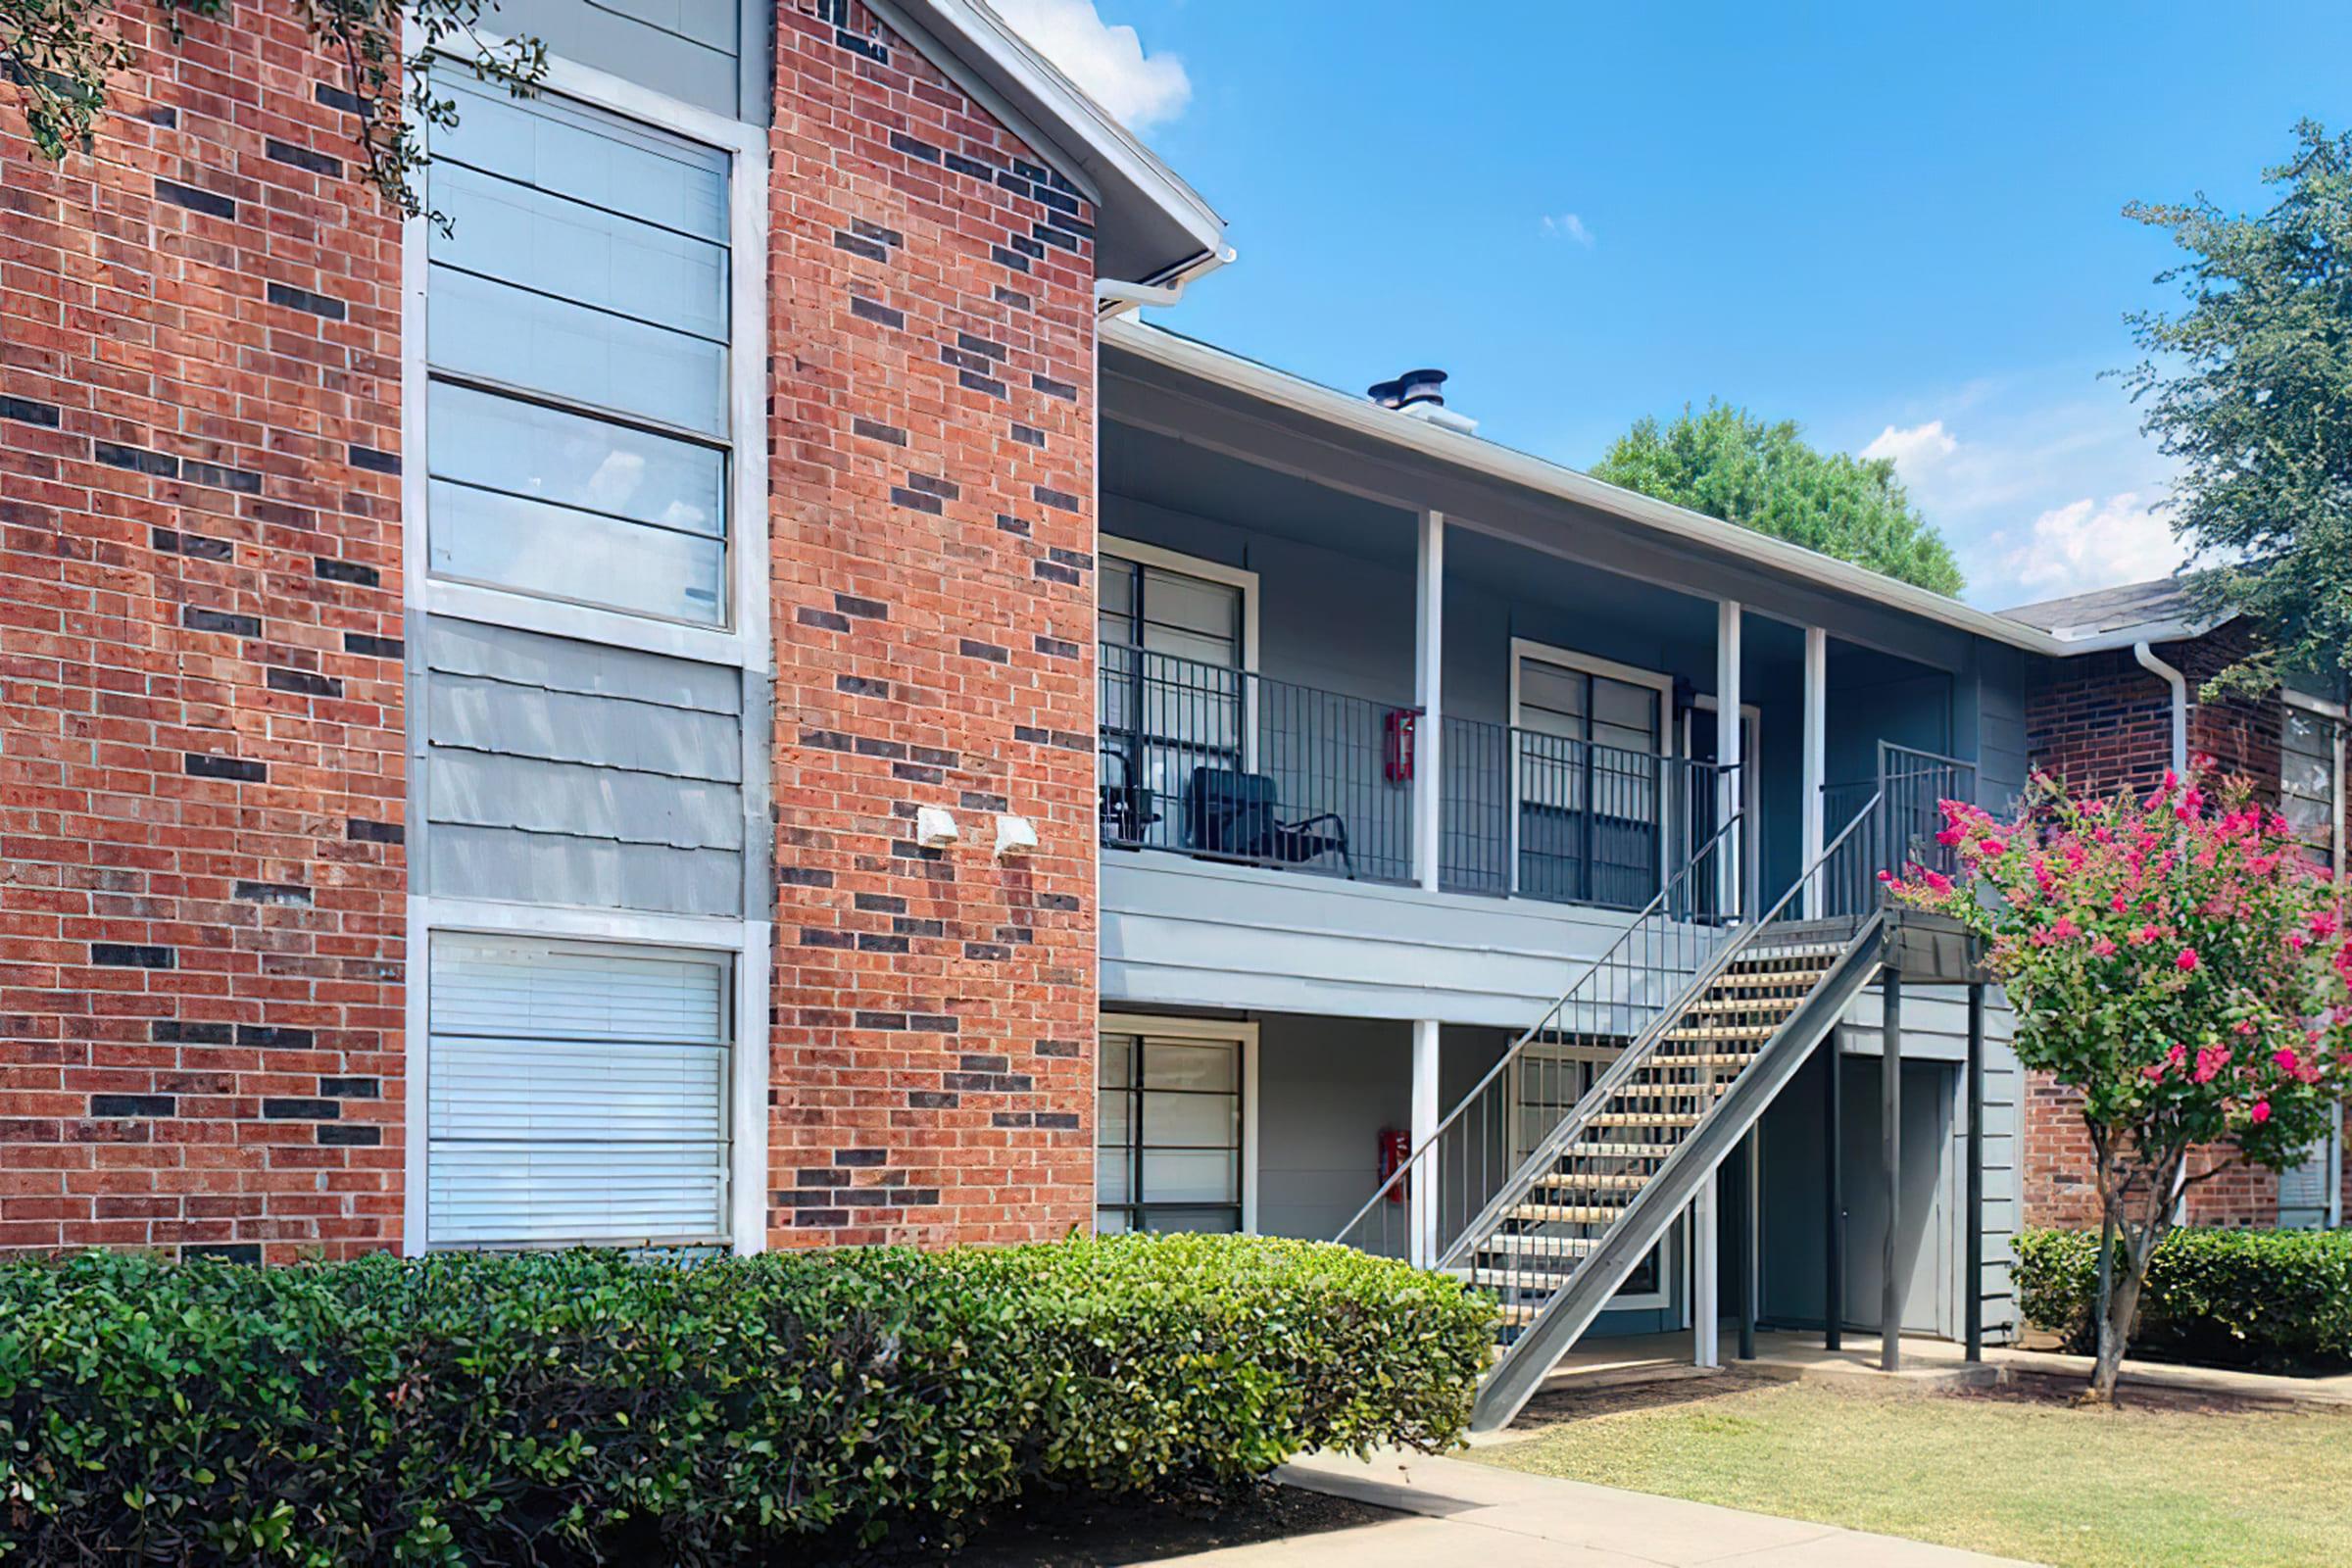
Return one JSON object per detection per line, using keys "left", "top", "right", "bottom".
{"left": 1156, "top": 1449, "right": 2036, "bottom": 1566}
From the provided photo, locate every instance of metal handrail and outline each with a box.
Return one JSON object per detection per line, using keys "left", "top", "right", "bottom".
{"left": 1331, "top": 805, "right": 1748, "bottom": 1255}
{"left": 1442, "top": 790, "right": 1888, "bottom": 1273}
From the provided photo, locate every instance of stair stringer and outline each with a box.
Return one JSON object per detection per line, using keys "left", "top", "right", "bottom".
{"left": 1468, "top": 913, "right": 1886, "bottom": 1433}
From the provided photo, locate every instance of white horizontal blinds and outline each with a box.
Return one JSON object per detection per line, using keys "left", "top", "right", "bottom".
{"left": 2280, "top": 705, "right": 2338, "bottom": 869}
{"left": 423, "top": 74, "right": 734, "bottom": 626}
{"left": 1096, "top": 1031, "right": 1243, "bottom": 1235}
{"left": 428, "top": 935, "right": 732, "bottom": 1247}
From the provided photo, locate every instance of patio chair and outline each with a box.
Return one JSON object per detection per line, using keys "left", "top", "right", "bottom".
{"left": 1098, "top": 745, "right": 1161, "bottom": 845}
{"left": 1184, "top": 766, "right": 1353, "bottom": 877}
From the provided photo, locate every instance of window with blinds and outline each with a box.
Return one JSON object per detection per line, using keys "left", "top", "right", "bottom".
{"left": 2280, "top": 703, "right": 2341, "bottom": 870}
{"left": 427, "top": 934, "right": 733, "bottom": 1248}
{"left": 1096, "top": 1030, "right": 1244, "bottom": 1234}
{"left": 423, "top": 74, "right": 735, "bottom": 626}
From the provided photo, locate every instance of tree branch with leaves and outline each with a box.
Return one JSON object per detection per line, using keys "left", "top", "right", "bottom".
{"left": 2, "top": 0, "right": 545, "bottom": 223}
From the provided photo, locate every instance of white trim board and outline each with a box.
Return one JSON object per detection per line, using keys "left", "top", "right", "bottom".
{"left": 1100, "top": 533, "right": 1262, "bottom": 677}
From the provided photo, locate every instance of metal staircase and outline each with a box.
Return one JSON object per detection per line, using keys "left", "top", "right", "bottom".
{"left": 1333, "top": 743, "right": 1974, "bottom": 1434}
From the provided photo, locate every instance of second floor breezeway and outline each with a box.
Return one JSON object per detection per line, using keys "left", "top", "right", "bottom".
{"left": 1095, "top": 401, "right": 1984, "bottom": 923}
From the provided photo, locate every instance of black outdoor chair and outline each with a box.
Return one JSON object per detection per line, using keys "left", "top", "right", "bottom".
{"left": 1184, "top": 766, "right": 1353, "bottom": 877}
{"left": 1098, "top": 746, "right": 1161, "bottom": 845}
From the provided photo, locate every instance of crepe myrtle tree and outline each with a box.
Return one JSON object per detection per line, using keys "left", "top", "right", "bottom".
{"left": 1891, "top": 766, "right": 2351, "bottom": 1402}
{"left": 2, "top": 0, "right": 544, "bottom": 225}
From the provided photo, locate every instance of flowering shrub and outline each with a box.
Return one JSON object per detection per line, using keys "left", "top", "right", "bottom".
{"left": 1892, "top": 766, "right": 2351, "bottom": 1396}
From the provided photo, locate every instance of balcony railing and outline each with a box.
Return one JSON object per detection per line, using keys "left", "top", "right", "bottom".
{"left": 1100, "top": 644, "right": 1742, "bottom": 910}
{"left": 1098, "top": 645, "right": 1414, "bottom": 883}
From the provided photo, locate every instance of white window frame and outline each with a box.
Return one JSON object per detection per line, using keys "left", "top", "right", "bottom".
{"left": 1687, "top": 696, "right": 1763, "bottom": 911}
{"left": 1094, "top": 1012, "right": 1260, "bottom": 1236}
{"left": 1099, "top": 536, "right": 1261, "bottom": 675}
{"left": 404, "top": 40, "right": 772, "bottom": 670}
{"left": 2281, "top": 688, "right": 2345, "bottom": 876}
{"left": 1505, "top": 638, "right": 1678, "bottom": 900}
{"left": 399, "top": 40, "right": 774, "bottom": 1257}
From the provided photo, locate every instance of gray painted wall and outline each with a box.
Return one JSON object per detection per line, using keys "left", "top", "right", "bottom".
{"left": 419, "top": 616, "right": 748, "bottom": 917}
{"left": 497, "top": 0, "right": 773, "bottom": 123}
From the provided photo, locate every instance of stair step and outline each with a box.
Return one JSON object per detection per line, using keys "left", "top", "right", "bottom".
{"left": 1497, "top": 1301, "right": 1544, "bottom": 1326}
{"left": 1459, "top": 1264, "right": 1585, "bottom": 1292}
{"left": 1688, "top": 996, "right": 1806, "bottom": 1014}
{"left": 1636, "top": 1054, "right": 1754, "bottom": 1074}
{"left": 1662, "top": 1023, "right": 1778, "bottom": 1041}
{"left": 1532, "top": 1170, "right": 1649, "bottom": 1191}
{"left": 1589, "top": 1110, "right": 1702, "bottom": 1127}
{"left": 1738, "top": 941, "right": 1849, "bottom": 963}
{"left": 1477, "top": 1231, "right": 1599, "bottom": 1257}
{"left": 1507, "top": 1201, "right": 1623, "bottom": 1225}
{"left": 1708, "top": 968, "right": 1834, "bottom": 989}
{"left": 1564, "top": 1142, "right": 1678, "bottom": 1159}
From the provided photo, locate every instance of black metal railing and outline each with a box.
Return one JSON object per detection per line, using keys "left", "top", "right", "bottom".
{"left": 1441, "top": 718, "right": 1739, "bottom": 912}
{"left": 1818, "top": 743, "right": 1977, "bottom": 917}
{"left": 1098, "top": 644, "right": 1416, "bottom": 884}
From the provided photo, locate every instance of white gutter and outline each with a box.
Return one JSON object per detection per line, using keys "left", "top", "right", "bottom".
{"left": 2133, "top": 641, "right": 2190, "bottom": 773}
{"left": 1103, "top": 318, "right": 2069, "bottom": 656}
{"left": 1095, "top": 245, "right": 1239, "bottom": 317}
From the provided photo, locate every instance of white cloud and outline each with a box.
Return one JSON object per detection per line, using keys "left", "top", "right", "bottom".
{"left": 992, "top": 0, "right": 1192, "bottom": 132}
{"left": 1541, "top": 212, "right": 1595, "bottom": 247}
{"left": 1860, "top": 419, "right": 1957, "bottom": 475}
{"left": 1977, "top": 491, "right": 2183, "bottom": 605}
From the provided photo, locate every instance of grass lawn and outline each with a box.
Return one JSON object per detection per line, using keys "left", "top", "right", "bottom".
{"left": 1472, "top": 1376, "right": 2352, "bottom": 1568}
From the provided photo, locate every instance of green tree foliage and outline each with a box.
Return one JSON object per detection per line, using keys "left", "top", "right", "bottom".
{"left": 1, "top": 0, "right": 544, "bottom": 222}
{"left": 1591, "top": 400, "right": 1966, "bottom": 595}
{"left": 2124, "top": 121, "right": 2352, "bottom": 696}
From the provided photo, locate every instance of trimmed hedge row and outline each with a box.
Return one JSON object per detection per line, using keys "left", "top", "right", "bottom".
{"left": 2011, "top": 1225, "right": 2352, "bottom": 1368}
{"left": 0, "top": 1234, "right": 1493, "bottom": 1564}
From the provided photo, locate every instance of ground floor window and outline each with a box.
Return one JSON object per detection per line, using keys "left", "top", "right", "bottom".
{"left": 427, "top": 933, "right": 734, "bottom": 1249}
{"left": 1097, "top": 1025, "right": 1246, "bottom": 1234}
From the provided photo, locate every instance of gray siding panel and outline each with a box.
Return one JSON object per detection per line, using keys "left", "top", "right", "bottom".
{"left": 494, "top": 0, "right": 768, "bottom": 122}
{"left": 419, "top": 616, "right": 748, "bottom": 917}
{"left": 429, "top": 676, "right": 743, "bottom": 782}
{"left": 427, "top": 824, "right": 743, "bottom": 917}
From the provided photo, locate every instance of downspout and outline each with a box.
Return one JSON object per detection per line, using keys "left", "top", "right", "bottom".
{"left": 1095, "top": 245, "right": 1238, "bottom": 317}
{"left": 2134, "top": 641, "right": 2189, "bottom": 775}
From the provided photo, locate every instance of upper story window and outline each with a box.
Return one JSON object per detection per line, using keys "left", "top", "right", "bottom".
{"left": 1099, "top": 552, "right": 1245, "bottom": 667}
{"left": 2280, "top": 697, "right": 2342, "bottom": 871}
{"left": 424, "top": 75, "right": 735, "bottom": 627}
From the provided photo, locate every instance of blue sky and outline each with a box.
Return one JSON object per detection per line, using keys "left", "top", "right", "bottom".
{"left": 994, "top": 1, "right": 2352, "bottom": 608}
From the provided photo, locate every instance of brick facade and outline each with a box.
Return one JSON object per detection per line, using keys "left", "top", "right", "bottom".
{"left": 763, "top": 2, "right": 1101, "bottom": 1247}
{"left": 0, "top": 5, "right": 407, "bottom": 1258}
{"left": 2021, "top": 621, "right": 2303, "bottom": 1229}
{"left": 2, "top": 1, "right": 1106, "bottom": 1259}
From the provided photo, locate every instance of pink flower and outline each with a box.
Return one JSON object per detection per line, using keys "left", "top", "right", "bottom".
{"left": 2235, "top": 1019, "right": 2259, "bottom": 1037}
{"left": 2175, "top": 948, "right": 2199, "bottom": 972}
{"left": 2251, "top": 1100, "right": 2272, "bottom": 1125}
{"left": 2312, "top": 910, "right": 2339, "bottom": 940}
{"left": 2141, "top": 1062, "right": 2168, "bottom": 1082}
{"left": 2110, "top": 894, "right": 2130, "bottom": 914}
{"left": 2091, "top": 937, "right": 2118, "bottom": 957}
{"left": 2051, "top": 916, "right": 2081, "bottom": 941}
{"left": 2131, "top": 924, "right": 2160, "bottom": 948}
{"left": 2274, "top": 1048, "right": 2301, "bottom": 1073}
{"left": 1980, "top": 837, "right": 2006, "bottom": 858}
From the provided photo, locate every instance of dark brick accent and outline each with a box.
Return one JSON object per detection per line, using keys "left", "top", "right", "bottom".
{"left": 853, "top": 416, "right": 906, "bottom": 445}
{"left": 182, "top": 606, "right": 261, "bottom": 637}
{"left": 320, "top": 1077, "right": 379, "bottom": 1099}
{"left": 346, "top": 818, "right": 404, "bottom": 844}
{"left": 349, "top": 444, "right": 400, "bottom": 474}
{"left": 91, "top": 1094, "right": 174, "bottom": 1117}
{"left": 1033, "top": 485, "right": 1083, "bottom": 513}
{"left": 237, "top": 1026, "right": 315, "bottom": 1050}
{"left": 314, "top": 556, "right": 379, "bottom": 586}
{"left": 1032, "top": 373, "right": 1079, "bottom": 402}
{"left": 344, "top": 632, "right": 402, "bottom": 659}
{"left": 264, "top": 137, "right": 343, "bottom": 176}
{"left": 0, "top": 396, "right": 61, "bottom": 427}
{"left": 890, "top": 486, "right": 943, "bottom": 514}
{"left": 267, "top": 666, "right": 343, "bottom": 698}
{"left": 153, "top": 1020, "right": 233, "bottom": 1045}
{"left": 834, "top": 593, "right": 888, "bottom": 619}
{"left": 96, "top": 441, "right": 177, "bottom": 477}
{"left": 849, "top": 294, "right": 906, "bottom": 328}
{"left": 231, "top": 880, "right": 312, "bottom": 906}
{"left": 154, "top": 178, "right": 235, "bottom": 219}
{"left": 184, "top": 753, "right": 266, "bottom": 783}
{"left": 91, "top": 944, "right": 174, "bottom": 968}
{"left": 266, "top": 281, "right": 347, "bottom": 320}
{"left": 317, "top": 1124, "right": 380, "bottom": 1146}
{"left": 180, "top": 459, "right": 263, "bottom": 493}
{"left": 316, "top": 82, "right": 365, "bottom": 114}
{"left": 262, "top": 1098, "right": 339, "bottom": 1120}
{"left": 184, "top": 1242, "right": 262, "bottom": 1264}
{"left": 834, "top": 229, "right": 890, "bottom": 263}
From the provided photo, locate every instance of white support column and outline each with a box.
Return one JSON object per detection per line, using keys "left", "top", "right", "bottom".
{"left": 1692, "top": 1182, "right": 1720, "bottom": 1367}
{"left": 1414, "top": 511, "right": 1446, "bottom": 892}
{"left": 1410, "top": 1019, "right": 1441, "bottom": 1266}
{"left": 1716, "top": 601, "right": 1744, "bottom": 920}
{"left": 1801, "top": 624, "right": 1828, "bottom": 915}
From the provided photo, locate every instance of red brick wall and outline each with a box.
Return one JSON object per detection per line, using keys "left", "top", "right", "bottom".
{"left": 1, "top": 6, "right": 407, "bottom": 1259}
{"left": 2021, "top": 624, "right": 2293, "bottom": 1229}
{"left": 762, "top": 3, "right": 1101, "bottom": 1247}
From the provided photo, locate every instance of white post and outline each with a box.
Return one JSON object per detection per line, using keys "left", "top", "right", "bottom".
{"left": 1414, "top": 511, "right": 1446, "bottom": 892}
{"left": 1692, "top": 1184, "right": 1720, "bottom": 1367}
{"left": 1410, "top": 1019, "right": 1441, "bottom": 1266}
{"left": 1802, "top": 624, "right": 1827, "bottom": 914}
{"left": 1716, "top": 601, "right": 1743, "bottom": 920}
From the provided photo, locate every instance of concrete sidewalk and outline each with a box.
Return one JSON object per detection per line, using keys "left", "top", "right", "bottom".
{"left": 1155, "top": 1448, "right": 2036, "bottom": 1566}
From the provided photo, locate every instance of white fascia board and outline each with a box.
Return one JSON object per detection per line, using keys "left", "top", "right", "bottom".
{"left": 877, "top": 0, "right": 1228, "bottom": 283}
{"left": 1103, "top": 317, "right": 2083, "bottom": 658}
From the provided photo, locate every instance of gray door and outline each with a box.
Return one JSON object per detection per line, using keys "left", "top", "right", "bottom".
{"left": 1838, "top": 1055, "right": 1957, "bottom": 1339}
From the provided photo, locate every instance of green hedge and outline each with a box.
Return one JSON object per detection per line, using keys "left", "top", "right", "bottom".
{"left": 2012, "top": 1226, "right": 2352, "bottom": 1368}
{"left": 0, "top": 1234, "right": 1493, "bottom": 1564}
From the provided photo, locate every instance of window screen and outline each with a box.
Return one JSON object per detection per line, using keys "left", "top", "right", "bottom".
{"left": 427, "top": 934, "right": 732, "bottom": 1247}
{"left": 2281, "top": 705, "right": 2339, "bottom": 869}
{"left": 1096, "top": 1030, "right": 1243, "bottom": 1235}
{"left": 1098, "top": 554, "right": 1248, "bottom": 843}
{"left": 424, "top": 75, "right": 734, "bottom": 625}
